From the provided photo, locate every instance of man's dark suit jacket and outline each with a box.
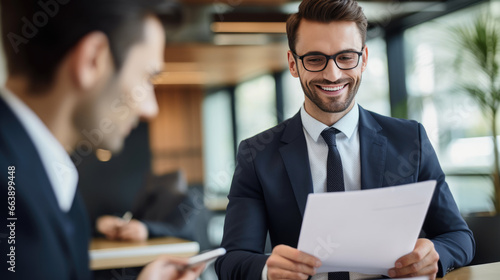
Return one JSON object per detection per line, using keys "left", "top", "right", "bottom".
{"left": 215, "top": 106, "right": 475, "bottom": 280}
{"left": 0, "top": 97, "right": 92, "bottom": 279}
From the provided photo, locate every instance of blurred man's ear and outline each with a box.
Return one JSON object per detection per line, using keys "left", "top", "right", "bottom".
{"left": 68, "top": 32, "right": 112, "bottom": 91}
{"left": 287, "top": 50, "right": 299, "bottom": 78}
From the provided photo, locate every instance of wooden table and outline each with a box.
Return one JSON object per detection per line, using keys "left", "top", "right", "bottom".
{"left": 89, "top": 237, "right": 199, "bottom": 270}
{"left": 438, "top": 262, "right": 500, "bottom": 280}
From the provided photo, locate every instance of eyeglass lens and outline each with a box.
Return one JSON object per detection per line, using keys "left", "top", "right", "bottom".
{"left": 303, "top": 52, "right": 359, "bottom": 71}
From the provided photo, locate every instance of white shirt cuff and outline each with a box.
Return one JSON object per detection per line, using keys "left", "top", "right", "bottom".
{"left": 261, "top": 264, "right": 268, "bottom": 280}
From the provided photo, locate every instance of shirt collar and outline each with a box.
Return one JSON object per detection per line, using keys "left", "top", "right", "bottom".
{"left": 0, "top": 88, "right": 78, "bottom": 212}
{"left": 300, "top": 102, "right": 359, "bottom": 142}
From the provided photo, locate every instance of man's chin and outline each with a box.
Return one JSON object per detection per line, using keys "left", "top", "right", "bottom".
{"left": 313, "top": 94, "right": 352, "bottom": 113}
{"left": 100, "top": 139, "right": 125, "bottom": 155}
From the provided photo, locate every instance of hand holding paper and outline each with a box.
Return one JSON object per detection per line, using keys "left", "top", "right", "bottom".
{"left": 266, "top": 245, "right": 322, "bottom": 280}
{"left": 388, "top": 238, "right": 439, "bottom": 280}
{"left": 297, "top": 180, "right": 437, "bottom": 276}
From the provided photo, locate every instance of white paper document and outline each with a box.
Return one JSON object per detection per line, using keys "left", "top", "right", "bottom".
{"left": 297, "top": 180, "right": 436, "bottom": 276}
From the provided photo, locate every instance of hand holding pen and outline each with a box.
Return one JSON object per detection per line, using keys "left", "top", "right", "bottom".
{"left": 96, "top": 211, "right": 149, "bottom": 241}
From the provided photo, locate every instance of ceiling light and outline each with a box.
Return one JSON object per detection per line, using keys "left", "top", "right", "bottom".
{"left": 211, "top": 22, "right": 286, "bottom": 33}
{"left": 214, "top": 34, "right": 270, "bottom": 45}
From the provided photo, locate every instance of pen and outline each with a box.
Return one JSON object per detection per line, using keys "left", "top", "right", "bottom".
{"left": 121, "top": 211, "right": 133, "bottom": 224}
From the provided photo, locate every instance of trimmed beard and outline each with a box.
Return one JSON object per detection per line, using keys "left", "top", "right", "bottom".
{"left": 298, "top": 71, "right": 361, "bottom": 114}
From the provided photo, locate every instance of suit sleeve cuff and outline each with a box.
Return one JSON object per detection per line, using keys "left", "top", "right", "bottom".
{"left": 261, "top": 264, "right": 268, "bottom": 280}
{"left": 434, "top": 241, "right": 455, "bottom": 277}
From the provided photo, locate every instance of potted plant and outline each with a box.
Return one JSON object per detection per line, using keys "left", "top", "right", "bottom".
{"left": 451, "top": 12, "right": 500, "bottom": 215}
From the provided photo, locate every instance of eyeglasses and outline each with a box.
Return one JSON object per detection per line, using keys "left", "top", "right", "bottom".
{"left": 292, "top": 49, "right": 363, "bottom": 72}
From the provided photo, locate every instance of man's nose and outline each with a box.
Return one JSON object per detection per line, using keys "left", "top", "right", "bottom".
{"left": 322, "top": 59, "right": 343, "bottom": 82}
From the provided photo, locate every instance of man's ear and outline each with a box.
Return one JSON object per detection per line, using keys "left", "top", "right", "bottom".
{"left": 361, "top": 45, "right": 368, "bottom": 73}
{"left": 69, "top": 32, "right": 112, "bottom": 91}
{"left": 287, "top": 50, "right": 299, "bottom": 78}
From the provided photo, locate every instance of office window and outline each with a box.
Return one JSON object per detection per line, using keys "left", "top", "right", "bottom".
{"left": 404, "top": 1, "right": 499, "bottom": 214}
{"left": 357, "top": 36, "right": 390, "bottom": 116}
{"left": 202, "top": 90, "right": 235, "bottom": 196}
{"left": 282, "top": 71, "right": 304, "bottom": 120}
{"left": 235, "top": 74, "right": 278, "bottom": 144}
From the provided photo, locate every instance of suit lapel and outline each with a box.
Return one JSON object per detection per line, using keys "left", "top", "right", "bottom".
{"left": 0, "top": 96, "right": 82, "bottom": 276}
{"left": 279, "top": 112, "right": 314, "bottom": 216}
{"left": 358, "top": 107, "right": 387, "bottom": 190}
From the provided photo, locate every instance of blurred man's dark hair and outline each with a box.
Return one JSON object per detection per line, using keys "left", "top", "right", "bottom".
{"left": 1, "top": 0, "right": 179, "bottom": 92}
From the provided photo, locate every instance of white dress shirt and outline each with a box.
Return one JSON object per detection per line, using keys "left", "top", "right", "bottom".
{"left": 1, "top": 88, "right": 78, "bottom": 212}
{"left": 262, "top": 103, "right": 380, "bottom": 280}
{"left": 301, "top": 102, "right": 361, "bottom": 194}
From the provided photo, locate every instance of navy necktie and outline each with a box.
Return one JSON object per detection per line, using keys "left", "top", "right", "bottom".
{"left": 321, "top": 127, "right": 345, "bottom": 192}
{"left": 321, "top": 128, "right": 349, "bottom": 280}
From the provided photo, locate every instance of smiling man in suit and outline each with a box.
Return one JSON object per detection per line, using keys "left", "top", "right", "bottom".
{"left": 214, "top": 1, "right": 474, "bottom": 280}
{"left": 0, "top": 0, "right": 204, "bottom": 279}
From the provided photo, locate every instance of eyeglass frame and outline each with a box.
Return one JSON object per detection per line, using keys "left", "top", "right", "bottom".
{"left": 292, "top": 48, "right": 364, "bottom": 72}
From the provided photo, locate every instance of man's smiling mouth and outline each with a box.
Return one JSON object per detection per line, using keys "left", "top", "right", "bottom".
{"left": 317, "top": 84, "right": 346, "bottom": 92}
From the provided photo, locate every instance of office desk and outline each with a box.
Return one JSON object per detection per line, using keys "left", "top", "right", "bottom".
{"left": 89, "top": 237, "right": 199, "bottom": 270}
{"left": 438, "top": 262, "right": 500, "bottom": 280}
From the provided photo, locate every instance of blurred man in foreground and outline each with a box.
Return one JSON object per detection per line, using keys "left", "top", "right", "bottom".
{"left": 0, "top": 0, "right": 203, "bottom": 279}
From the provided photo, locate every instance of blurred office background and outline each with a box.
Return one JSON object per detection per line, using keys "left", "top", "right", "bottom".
{"left": 1, "top": 0, "right": 500, "bottom": 279}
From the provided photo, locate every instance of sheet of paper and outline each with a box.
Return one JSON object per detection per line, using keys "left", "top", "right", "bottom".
{"left": 297, "top": 180, "right": 436, "bottom": 276}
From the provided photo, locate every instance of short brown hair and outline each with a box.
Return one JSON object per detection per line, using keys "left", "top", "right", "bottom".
{"left": 286, "top": 0, "right": 368, "bottom": 53}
